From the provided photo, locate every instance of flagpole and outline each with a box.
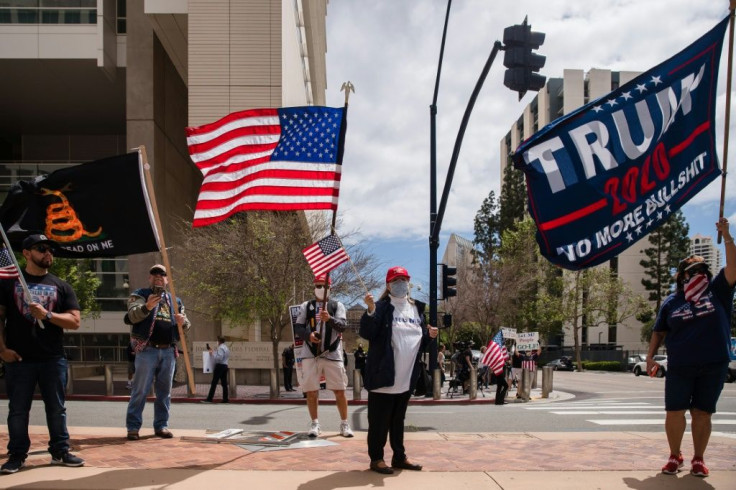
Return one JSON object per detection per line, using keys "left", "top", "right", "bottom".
{"left": 137, "top": 146, "right": 196, "bottom": 396}
{"left": 719, "top": 0, "right": 736, "bottom": 244}
{"left": 330, "top": 228, "right": 369, "bottom": 294}
{"left": 0, "top": 225, "right": 46, "bottom": 329}
{"left": 315, "top": 83, "right": 354, "bottom": 356}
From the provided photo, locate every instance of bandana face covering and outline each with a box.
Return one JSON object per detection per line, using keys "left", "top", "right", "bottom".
{"left": 684, "top": 273, "right": 708, "bottom": 303}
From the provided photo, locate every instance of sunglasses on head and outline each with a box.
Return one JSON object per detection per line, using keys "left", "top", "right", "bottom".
{"left": 32, "top": 245, "right": 54, "bottom": 254}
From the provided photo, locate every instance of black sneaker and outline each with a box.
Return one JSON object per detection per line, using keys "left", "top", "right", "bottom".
{"left": 1, "top": 454, "right": 26, "bottom": 474}
{"left": 50, "top": 452, "right": 85, "bottom": 467}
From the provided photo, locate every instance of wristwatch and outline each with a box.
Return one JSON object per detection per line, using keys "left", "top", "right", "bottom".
{"left": 45, "top": 312, "right": 53, "bottom": 321}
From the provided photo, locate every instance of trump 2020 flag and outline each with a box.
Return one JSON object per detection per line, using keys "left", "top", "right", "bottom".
{"left": 0, "top": 152, "right": 160, "bottom": 258}
{"left": 480, "top": 330, "right": 508, "bottom": 376}
{"left": 512, "top": 17, "right": 729, "bottom": 270}
{"left": 302, "top": 234, "right": 350, "bottom": 278}
{"left": 186, "top": 106, "right": 347, "bottom": 227}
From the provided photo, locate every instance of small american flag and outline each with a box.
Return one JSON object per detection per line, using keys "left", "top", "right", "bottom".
{"left": 480, "top": 330, "right": 508, "bottom": 376}
{"left": 0, "top": 246, "right": 20, "bottom": 279}
{"left": 302, "top": 235, "right": 349, "bottom": 278}
{"left": 186, "top": 106, "right": 346, "bottom": 227}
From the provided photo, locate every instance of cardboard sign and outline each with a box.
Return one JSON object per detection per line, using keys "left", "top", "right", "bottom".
{"left": 501, "top": 327, "right": 517, "bottom": 340}
{"left": 202, "top": 351, "right": 214, "bottom": 373}
{"left": 516, "top": 332, "right": 539, "bottom": 352}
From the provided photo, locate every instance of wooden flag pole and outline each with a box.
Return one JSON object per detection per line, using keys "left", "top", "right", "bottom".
{"left": 718, "top": 0, "right": 736, "bottom": 243}
{"left": 137, "top": 146, "right": 196, "bottom": 395}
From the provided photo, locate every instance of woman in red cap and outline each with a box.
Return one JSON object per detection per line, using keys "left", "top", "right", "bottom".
{"left": 360, "top": 266, "right": 438, "bottom": 474}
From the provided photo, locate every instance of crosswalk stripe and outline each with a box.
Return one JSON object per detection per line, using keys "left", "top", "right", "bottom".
{"left": 588, "top": 419, "right": 736, "bottom": 425}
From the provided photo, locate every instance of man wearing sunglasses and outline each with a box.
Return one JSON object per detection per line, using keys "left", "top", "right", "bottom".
{"left": 294, "top": 274, "right": 352, "bottom": 438}
{"left": 125, "top": 264, "right": 190, "bottom": 442}
{"left": 0, "top": 234, "right": 84, "bottom": 474}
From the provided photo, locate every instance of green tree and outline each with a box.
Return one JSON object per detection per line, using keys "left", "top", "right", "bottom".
{"left": 560, "top": 267, "right": 649, "bottom": 371}
{"left": 640, "top": 210, "right": 690, "bottom": 311}
{"left": 499, "top": 161, "right": 526, "bottom": 235}
{"left": 472, "top": 190, "right": 501, "bottom": 264}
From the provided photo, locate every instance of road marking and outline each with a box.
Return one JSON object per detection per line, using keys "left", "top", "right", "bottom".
{"left": 588, "top": 419, "right": 736, "bottom": 425}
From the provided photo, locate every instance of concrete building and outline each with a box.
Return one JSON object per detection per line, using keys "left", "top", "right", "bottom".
{"left": 500, "top": 68, "right": 651, "bottom": 352}
{"left": 0, "top": 1, "right": 329, "bottom": 369}
{"left": 690, "top": 233, "right": 722, "bottom": 272}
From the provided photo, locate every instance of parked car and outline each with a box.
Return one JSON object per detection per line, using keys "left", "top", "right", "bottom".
{"left": 545, "top": 358, "right": 574, "bottom": 371}
{"left": 627, "top": 354, "right": 646, "bottom": 371}
{"left": 633, "top": 355, "right": 667, "bottom": 377}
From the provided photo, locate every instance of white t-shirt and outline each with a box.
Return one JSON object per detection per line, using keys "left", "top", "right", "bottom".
{"left": 372, "top": 295, "right": 423, "bottom": 394}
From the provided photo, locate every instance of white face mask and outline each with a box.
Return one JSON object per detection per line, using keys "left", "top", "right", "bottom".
{"left": 314, "top": 286, "right": 330, "bottom": 300}
{"left": 389, "top": 280, "right": 409, "bottom": 298}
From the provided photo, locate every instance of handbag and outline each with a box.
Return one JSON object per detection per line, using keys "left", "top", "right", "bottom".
{"left": 413, "top": 360, "right": 431, "bottom": 397}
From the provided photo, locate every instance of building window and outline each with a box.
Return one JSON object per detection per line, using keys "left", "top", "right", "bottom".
{"left": 0, "top": 1, "right": 96, "bottom": 25}
{"left": 116, "top": 0, "right": 124, "bottom": 34}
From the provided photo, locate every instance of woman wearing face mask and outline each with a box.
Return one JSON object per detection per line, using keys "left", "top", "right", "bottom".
{"left": 647, "top": 217, "right": 735, "bottom": 478}
{"left": 359, "top": 266, "right": 439, "bottom": 474}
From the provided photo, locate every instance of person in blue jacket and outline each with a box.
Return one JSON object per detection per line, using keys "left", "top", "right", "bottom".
{"left": 360, "top": 266, "right": 438, "bottom": 474}
{"left": 648, "top": 217, "right": 735, "bottom": 478}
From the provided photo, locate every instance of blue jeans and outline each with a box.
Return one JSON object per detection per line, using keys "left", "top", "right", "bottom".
{"left": 5, "top": 357, "right": 70, "bottom": 456}
{"left": 126, "top": 346, "right": 175, "bottom": 432}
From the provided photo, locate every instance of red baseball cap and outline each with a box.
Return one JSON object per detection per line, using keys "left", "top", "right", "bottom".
{"left": 314, "top": 274, "right": 332, "bottom": 285}
{"left": 386, "top": 266, "right": 410, "bottom": 283}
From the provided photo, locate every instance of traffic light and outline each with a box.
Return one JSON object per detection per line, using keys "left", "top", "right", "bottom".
{"left": 442, "top": 313, "right": 453, "bottom": 328}
{"left": 440, "top": 264, "right": 457, "bottom": 299}
{"left": 502, "top": 16, "right": 546, "bottom": 99}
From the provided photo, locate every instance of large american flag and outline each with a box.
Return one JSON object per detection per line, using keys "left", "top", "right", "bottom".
{"left": 302, "top": 234, "right": 349, "bottom": 278}
{"left": 480, "top": 330, "right": 508, "bottom": 376}
{"left": 0, "top": 246, "right": 20, "bottom": 279}
{"left": 186, "top": 106, "right": 346, "bottom": 227}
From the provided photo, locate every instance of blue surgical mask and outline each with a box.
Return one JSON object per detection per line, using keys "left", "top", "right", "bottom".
{"left": 389, "top": 280, "right": 409, "bottom": 298}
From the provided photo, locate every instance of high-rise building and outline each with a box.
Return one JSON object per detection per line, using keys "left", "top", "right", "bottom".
{"left": 690, "top": 234, "right": 722, "bottom": 271}
{"left": 0, "top": 0, "right": 328, "bottom": 361}
{"left": 500, "top": 68, "right": 651, "bottom": 351}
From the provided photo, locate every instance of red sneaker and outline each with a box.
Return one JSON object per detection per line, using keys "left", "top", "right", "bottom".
{"left": 690, "top": 458, "right": 709, "bottom": 477}
{"left": 661, "top": 453, "right": 684, "bottom": 475}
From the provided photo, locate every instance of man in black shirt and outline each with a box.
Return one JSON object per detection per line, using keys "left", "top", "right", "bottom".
{"left": 282, "top": 344, "right": 295, "bottom": 391}
{"left": 0, "top": 234, "right": 84, "bottom": 473}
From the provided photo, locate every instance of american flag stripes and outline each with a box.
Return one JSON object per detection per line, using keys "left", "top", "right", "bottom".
{"left": 186, "top": 106, "right": 346, "bottom": 227}
{"left": 684, "top": 273, "right": 709, "bottom": 303}
{"left": 302, "top": 235, "right": 350, "bottom": 278}
{"left": 480, "top": 330, "right": 508, "bottom": 376}
{"left": 0, "top": 246, "right": 20, "bottom": 279}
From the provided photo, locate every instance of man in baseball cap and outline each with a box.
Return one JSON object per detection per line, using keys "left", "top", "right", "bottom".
{"left": 21, "top": 234, "right": 57, "bottom": 252}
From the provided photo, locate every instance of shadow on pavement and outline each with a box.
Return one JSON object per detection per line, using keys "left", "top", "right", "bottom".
{"left": 296, "top": 470, "right": 396, "bottom": 490}
{"left": 623, "top": 473, "right": 716, "bottom": 490}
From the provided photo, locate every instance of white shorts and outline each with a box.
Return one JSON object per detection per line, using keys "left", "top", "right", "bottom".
{"left": 512, "top": 367, "right": 522, "bottom": 379}
{"left": 300, "top": 357, "right": 348, "bottom": 392}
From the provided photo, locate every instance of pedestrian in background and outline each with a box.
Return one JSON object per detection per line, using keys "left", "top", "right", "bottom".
{"left": 126, "top": 341, "right": 136, "bottom": 390}
{"left": 360, "top": 266, "right": 438, "bottom": 474}
{"left": 0, "top": 234, "right": 84, "bottom": 473}
{"left": 648, "top": 218, "right": 735, "bottom": 478}
{"left": 282, "top": 344, "right": 295, "bottom": 392}
{"left": 203, "top": 336, "right": 230, "bottom": 403}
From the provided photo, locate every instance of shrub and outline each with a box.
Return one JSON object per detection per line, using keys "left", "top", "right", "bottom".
{"left": 581, "top": 361, "right": 625, "bottom": 372}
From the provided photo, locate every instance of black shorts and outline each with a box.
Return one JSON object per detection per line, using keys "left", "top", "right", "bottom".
{"left": 664, "top": 361, "right": 728, "bottom": 413}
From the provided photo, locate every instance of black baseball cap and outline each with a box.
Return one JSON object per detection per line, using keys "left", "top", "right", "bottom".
{"left": 22, "top": 234, "right": 57, "bottom": 251}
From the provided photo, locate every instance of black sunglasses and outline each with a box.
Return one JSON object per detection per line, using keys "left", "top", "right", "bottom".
{"left": 151, "top": 271, "right": 167, "bottom": 277}
{"left": 314, "top": 285, "right": 329, "bottom": 289}
{"left": 32, "top": 245, "right": 54, "bottom": 254}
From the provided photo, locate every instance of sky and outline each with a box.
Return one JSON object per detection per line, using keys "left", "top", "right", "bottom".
{"left": 321, "top": 0, "right": 736, "bottom": 299}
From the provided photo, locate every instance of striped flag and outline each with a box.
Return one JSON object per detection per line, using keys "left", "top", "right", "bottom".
{"left": 302, "top": 235, "right": 349, "bottom": 278}
{"left": 684, "top": 273, "right": 709, "bottom": 303}
{"left": 0, "top": 245, "right": 20, "bottom": 279}
{"left": 480, "top": 330, "right": 508, "bottom": 376}
{"left": 185, "top": 106, "right": 346, "bottom": 227}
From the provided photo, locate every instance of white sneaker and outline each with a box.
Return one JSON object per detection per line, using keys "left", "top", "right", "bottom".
{"left": 308, "top": 421, "right": 321, "bottom": 438}
{"left": 339, "top": 422, "right": 354, "bottom": 438}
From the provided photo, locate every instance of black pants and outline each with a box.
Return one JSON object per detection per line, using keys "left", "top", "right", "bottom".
{"left": 367, "top": 390, "right": 411, "bottom": 463}
{"left": 283, "top": 366, "right": 293, "bottom": 390}
{"left": 495, "top": 375, "right": 508, "bottom": 405}
{"left": 206, "top": 364, "right": 229, "bottom": 402}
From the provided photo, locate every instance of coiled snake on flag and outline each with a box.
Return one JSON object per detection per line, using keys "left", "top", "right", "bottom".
{"left": 41, "top": 186, "right": 102, "bottom": 242}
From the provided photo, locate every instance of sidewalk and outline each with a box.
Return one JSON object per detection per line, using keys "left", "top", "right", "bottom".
{"left": 1, "top": 381, "right": 735, "bottom": 488}
{"left": 0, "top": 426, "right": 734, "bottom": 489}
